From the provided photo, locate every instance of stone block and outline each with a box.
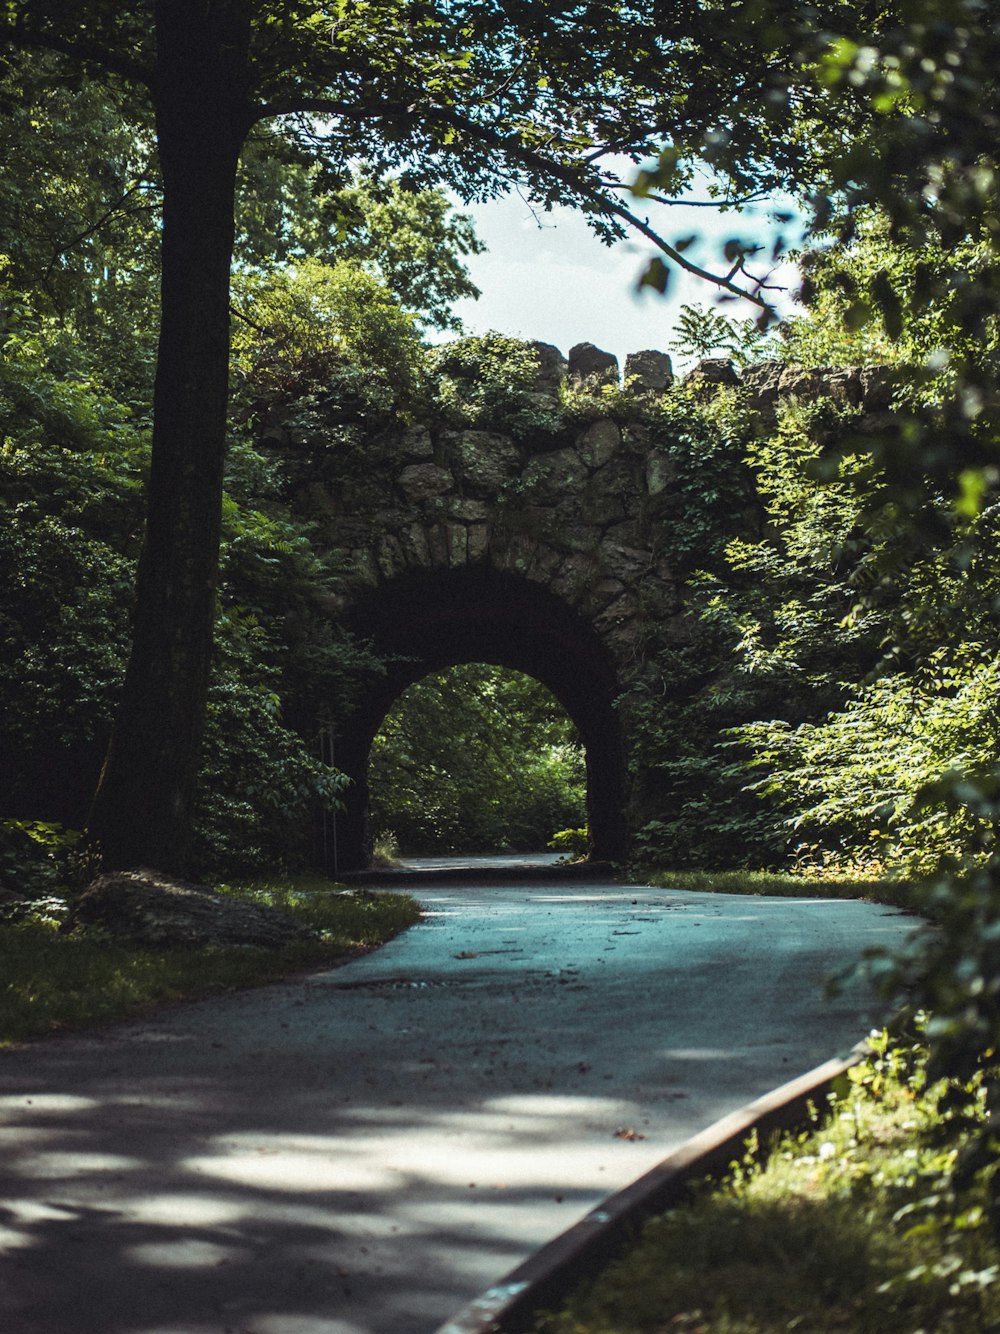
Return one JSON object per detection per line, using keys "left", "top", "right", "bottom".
{"left": 578, "top": 418, "right": 622, "bottom": 468}
{"left": 528, "top": 543, "right": 563, "bottom": 580}
{"left": 328, "top": 516, "right": 372, "bottom": 546}
{"left": 350, "top": 549, "right": 380, "bottom": 587}
{"left": 594, "top": 577, "right": 626, "bottom": 601}
{"left": 777, "top": 365, "right": 862, "bottom": 407}
{"left": 399, "top": 523, "right": 431, "bottom": 567}
{"left": 370, "top": 506, "right": 409, "bottom": 532}
{"left": 654, "top": 554, "right": 675, "bottom": 584}
{"left": 604, "top": 618, "right": 642, "bottom": 652}
{"left": 500, "top": 503, "right": 557, "bottom": 542}
{"left": 495, "top": 531, "right": 539, "bottom": 576}
{"left": 447, "top": 523, "right": 468, "bottom": 566}
{"left": 601, "top": 541, "right": 653, "bottom": 582}
{"left": 529, "top": 341, "right": 567, "bottom": 394}
{"left": 579, "top": 458, "right": 640, "bottom": 527}
{"left": 551, "top": 552, "right": 598, "bottom": 601}
{"left": 447, "top": 497, "right": 489, "bottom": 523}
{"left": 578, "top": 579, "right": 628, "bottom": 618}
{"left": 624, "top": 349, "right": 673, "bottom": 393}
{"left": 601, "top": 519, "right": 642, "bottom": 548}
{"left": 522, "top": 447, "right": 587, "bottom": 503}
{"left": 579, "top": 482, "right": 627, "bottom": 527}
{"left": 568, "top": 342, "right": 620, "bottom": 386}
{"left": 685, "top": 357, "right": 739, "bottom": 387}
{"left": 397, "top": 462, "right": 453, "bottom": 502}
{"left": 376, "top": 533, "right": 405, "bottom": 580}
{"left": 467, "top": 523, "right": 490, "bottom": 563}
{"left": 452, "top": 430, "right": 521, "bottom": 493}
{"left": 645, "top": 452, "right": 677, "bottom": 496}
{"left": 739, "top": 359, "right": 784, "bottom": 411}
{"left": 427, "top": 523, "right": 449, "bottom": 565}
{"left": 400, "top": 425, "right": 434, "bottom": 459}
{"left": 594, "top": 591, "right": 637, "bottom": 633}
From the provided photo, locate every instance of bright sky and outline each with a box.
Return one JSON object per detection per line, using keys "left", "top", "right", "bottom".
{"left": 444, "top": 185, "right": 804, "bottom": 369}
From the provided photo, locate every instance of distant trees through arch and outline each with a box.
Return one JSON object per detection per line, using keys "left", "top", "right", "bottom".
{"left": 369, "top": 663, "right": 587, "bottom": 859}
{"left": 330, "top": 567, "right": 629, "bottom": 871}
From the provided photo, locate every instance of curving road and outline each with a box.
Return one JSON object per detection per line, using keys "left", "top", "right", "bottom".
{"left": 0, "top": 874, "right": 917, "bottom": 1334}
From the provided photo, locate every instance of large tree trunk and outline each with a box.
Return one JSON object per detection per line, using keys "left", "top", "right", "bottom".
{"left": 88, "top": 3, "right": 251, "bottom": 873}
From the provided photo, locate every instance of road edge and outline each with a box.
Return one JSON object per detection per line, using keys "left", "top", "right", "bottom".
{"left": 433, "top": 1044, "right": 867, "bottom": 1334}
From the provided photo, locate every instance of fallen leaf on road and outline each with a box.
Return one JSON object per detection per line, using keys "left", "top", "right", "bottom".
{"left": 613, "top": 1126, "right": 647, "bottom": 1141}
{"left": 454, "top": 951, "right": 479, "bottom": 959}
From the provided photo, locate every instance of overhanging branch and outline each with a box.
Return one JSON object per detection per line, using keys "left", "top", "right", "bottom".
{"left": 256, "top": 93, "right": 778, "bottom": 309}
{"left": 0, "top": 21, "right": 154, "bottom": 89}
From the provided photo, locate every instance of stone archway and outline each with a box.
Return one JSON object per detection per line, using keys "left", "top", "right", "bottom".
{"left": 332, "top": 567, "right": 628, "bottom": 871}
{"left": 279, "top": 340, "right": 892, "bottom": 872}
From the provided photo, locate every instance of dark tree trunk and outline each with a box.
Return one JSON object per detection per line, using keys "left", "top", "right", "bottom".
{"left": 88, "top": 2, "right": 251, "bottom": 873}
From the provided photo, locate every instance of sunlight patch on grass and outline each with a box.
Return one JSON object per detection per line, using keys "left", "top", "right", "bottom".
{"left": 643, "top": 867, "right": 917, "bottom": 911}
{"left": 0, "top": 875, "right": 420, "bottom": 1047}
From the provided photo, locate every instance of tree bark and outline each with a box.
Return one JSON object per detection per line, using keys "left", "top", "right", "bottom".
{"left": 88, "top": 2, "right": 251, "bottom": 873}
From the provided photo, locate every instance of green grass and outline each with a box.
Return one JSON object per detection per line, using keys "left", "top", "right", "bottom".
{"left": 641, "top": 867, "right": 918, "bottom": 912}
{"left": 534, "top": 1034, "right": 999, "bottom": 1334}
{"left": 0, "top": 874, "right": 420, "bottom": 1047}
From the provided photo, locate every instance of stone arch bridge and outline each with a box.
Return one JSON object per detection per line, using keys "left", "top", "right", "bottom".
{"left": 280, "top": 342, "right": 891, "bottom": 871}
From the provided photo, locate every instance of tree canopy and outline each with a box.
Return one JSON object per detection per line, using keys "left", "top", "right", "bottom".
{"left": 1, "top": 0, "right": 872, "bottom": 872}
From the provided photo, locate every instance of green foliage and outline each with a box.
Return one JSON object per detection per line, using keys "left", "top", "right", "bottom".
{"left": 669, "top": 302, "right": 780, "bottom": 368}
{"left": 632, "top": 3, "right": 1000, "bottom": 1254}
{"left": 547, "top": 827, "right": 589, "bottom": 859}
{"left": 236, "top": 155, "right": 484, "bottom": 332}
{"left": 0, "top": 821, "right": 90, "bottom": 910}
{"left": 643, "top": 387, "right": 756, "bottom": 567}
{"left": 536, "top": 1028, "right": 999, "bottom": 1334}
{"left": 0, "top": 58, "right": 161, "bottom": 402}
{"left": 231, "top": 257, "right": 427, "bottom": 418}
{"left": 641, "top": 379, "right": 987, "bottom": 878}
{"left": 0, "top": 326, "right": 375, "bottom": 875}
{"left": 782, "top": 213, "right": 995, "bottom": 383}
{"left": 370, "top": 664, "right": 586, "bottom": 854}
{"left": 193, "top": 436, "right": 388, "bottom": 872}
{"left": 432, "top": 333, "right": 563, "bottom": 439}
{"left": 738, "top": 653, "right": 1000, "bottom": 877}
{"left": 191, "top": 615, "right": 347, "bottom": 874}
{"left": 0, "top": 334, "right": 146, "bottom": 817}
{"left": 618, "top": 392, "right": 790, "bottom": 871}
{"left": 644, "top": 866, "right": 913, "bottom": 908}
{"left": 627, "top": 639, "right": 793, "bottom": 872}
{"left": 3, "top": 0, "right": 878, "bottom": 873}
{"left": 288, "top": 166, "right": 484, "bottom": 333}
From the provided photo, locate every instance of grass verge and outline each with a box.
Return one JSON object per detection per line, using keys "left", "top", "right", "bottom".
{"left": 534, "top": 1029, "right": 998, "bottom": 1334}
{"left": 641, "top": 867, "right": 918, "bottom": 912}
{"left": 0, "top": 874, "right": 420, "bottom": 1047}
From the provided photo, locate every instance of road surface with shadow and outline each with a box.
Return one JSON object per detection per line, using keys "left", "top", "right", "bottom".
{"left": 0, "top": 874, "right": 917, "bottom": 1334}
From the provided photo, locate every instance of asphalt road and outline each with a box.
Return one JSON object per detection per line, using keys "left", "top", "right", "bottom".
{"left": 0, "top": 876, "right": 917, "bottom": 1334}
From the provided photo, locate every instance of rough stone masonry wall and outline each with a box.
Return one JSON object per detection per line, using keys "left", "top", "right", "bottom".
{"left": 301, "top": 341, "right": 893, "bottom": 664}
{"left": 285, "top": 339, "right": 894, "bottom": 864}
